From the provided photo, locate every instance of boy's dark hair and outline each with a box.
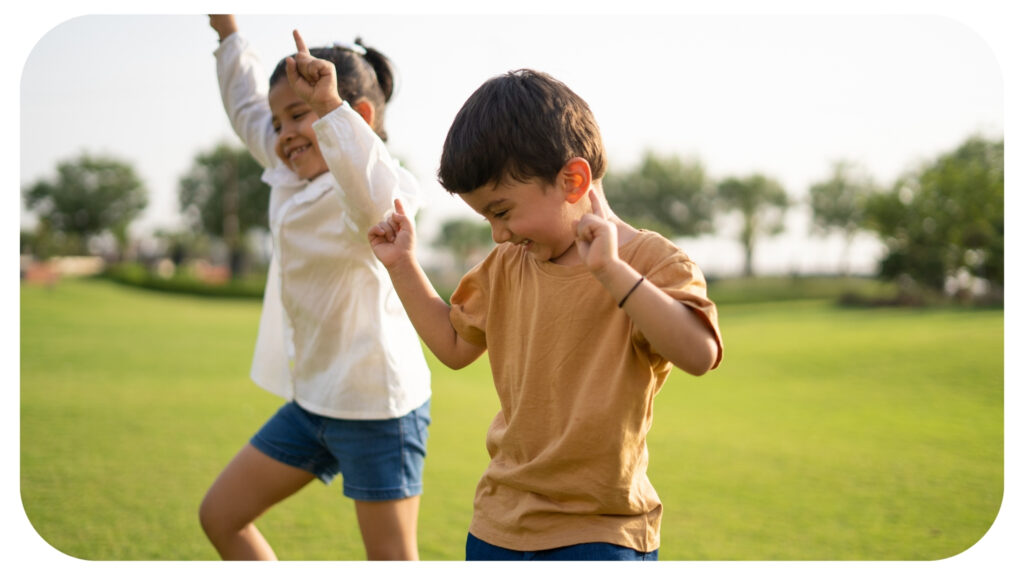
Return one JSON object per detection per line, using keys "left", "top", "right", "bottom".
{"left": 270, "top": 39, "right": 396, "bottom": 141}
{"left": 438, "top": 69, "right": 606, "bottom": 194}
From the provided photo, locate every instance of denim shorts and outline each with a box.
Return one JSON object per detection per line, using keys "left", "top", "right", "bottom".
{"left": 250, "top": 399, "right": 430, "bottom": 501}
{"left": 466, "top": 533, "right": 658, "bottom": 561}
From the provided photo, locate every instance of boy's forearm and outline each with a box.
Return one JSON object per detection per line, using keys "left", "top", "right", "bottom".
{"left": 593, "top": 261, "right": 719, "bottom": 375}
{"left": 386, "top": 258, "right": 482, "bottom": 369}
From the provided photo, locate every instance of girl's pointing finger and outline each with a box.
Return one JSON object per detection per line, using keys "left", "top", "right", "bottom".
{"left": 292, "top": 29, "right": 309, "bottom": 54}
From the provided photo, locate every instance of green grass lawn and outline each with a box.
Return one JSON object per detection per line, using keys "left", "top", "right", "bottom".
{"left": 19, "top": 278, "right": 1002, "bottom": 561}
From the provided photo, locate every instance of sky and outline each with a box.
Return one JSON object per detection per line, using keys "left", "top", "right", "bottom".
{"left": 6, "top": 1, "right": 1022, "bottom": 573}
{"left": 14, "top": 4, "right": 1007, "bottom": 276}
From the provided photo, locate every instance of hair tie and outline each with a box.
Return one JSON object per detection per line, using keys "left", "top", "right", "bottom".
{"left": 332, "top": 41, "right": 367, "bottom": 55}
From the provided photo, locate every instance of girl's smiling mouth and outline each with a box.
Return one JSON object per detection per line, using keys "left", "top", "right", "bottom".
{"left": 288, "top": 144, "right": 312, "bottom": 162}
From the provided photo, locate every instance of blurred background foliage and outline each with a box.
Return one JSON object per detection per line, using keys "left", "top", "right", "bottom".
{"left": 21, "top": 133, "right": 1003, "bottom": 307}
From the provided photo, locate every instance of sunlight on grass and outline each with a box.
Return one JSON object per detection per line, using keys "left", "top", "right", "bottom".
{"left": 20, "top": 279, "right": 1002, "bottom": 560}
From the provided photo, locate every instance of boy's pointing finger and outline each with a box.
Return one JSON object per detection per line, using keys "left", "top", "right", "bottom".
{"left": 589, "top": 189, "right": 606, "bottom": 219}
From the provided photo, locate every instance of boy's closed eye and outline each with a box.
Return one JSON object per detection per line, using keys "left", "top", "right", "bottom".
{"left": 481, "top": 210, "right": 508, "bottom": 225}
{"left": 482, "top": 200, "right": 511, "bottom": 220}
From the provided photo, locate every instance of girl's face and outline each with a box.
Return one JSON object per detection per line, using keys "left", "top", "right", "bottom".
{"left": 462, "top": 176, "right": 588, "bottom": 266}
{"left": 268, "top": 79, "right": 329, "bottom": 180}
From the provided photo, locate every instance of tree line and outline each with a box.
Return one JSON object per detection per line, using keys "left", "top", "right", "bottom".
{"left": 22, "top": 134, "right": 1003, "bottom": 303}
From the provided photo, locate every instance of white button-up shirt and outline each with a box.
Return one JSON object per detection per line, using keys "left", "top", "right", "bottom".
{"left": 215, "top": 33, "right": 430, "bottom": 419}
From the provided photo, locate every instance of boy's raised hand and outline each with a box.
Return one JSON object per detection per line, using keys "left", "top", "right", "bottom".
{"left": 368, "top": 199, "right": 417, "bottom": 269}
{"left": 286, "top": 30, "right": 344, "bottom": 117}
{"left": 575, "top": 189, "right": 619, "bottom": 274}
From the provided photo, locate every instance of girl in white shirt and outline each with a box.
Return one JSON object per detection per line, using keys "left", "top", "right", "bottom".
{"left": 199, "top": 15, "right": 431, "bottom": 560}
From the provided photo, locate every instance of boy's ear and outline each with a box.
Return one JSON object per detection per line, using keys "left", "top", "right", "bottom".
{"left": 352, "top": 99, "right": 376, "bottom": 128}
{"left": 562, "top": 157, "right": 592, "bottom": 204}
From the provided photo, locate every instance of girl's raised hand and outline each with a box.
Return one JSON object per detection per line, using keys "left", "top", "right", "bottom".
{"left": 285, "top": 30, "right": 343, "bottom": 117}
{"left": 208, "top": 15, "right": 237, "bottom": 41}
{"left": 368, "top": 199, "right": 417, "bottom": 269}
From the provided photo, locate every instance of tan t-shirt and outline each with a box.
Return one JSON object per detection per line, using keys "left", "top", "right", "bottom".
{"left": 449, "top": 230, "right": 723, "bottom": 553}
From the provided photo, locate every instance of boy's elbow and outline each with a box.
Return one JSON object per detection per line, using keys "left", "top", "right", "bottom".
{"left": 439, "top": 355, "right": 470, "bottom": 370}
{"left": 681, "top": 362, "right": 711, "bottom": 377}
{"left": 440, "top": 352, "right": 484, "bottom": 371}
{"left": 679, "top": 338, "right": 720, "bottom": 376}
{"left": 432, "top": 343, "right": 481, "bottom": 371}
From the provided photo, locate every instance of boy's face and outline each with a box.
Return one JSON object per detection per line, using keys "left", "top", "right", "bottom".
{"left": 268, "top": 79, "right": 329, "bottom": 181}
{"left": 462, "top": 176, "right": 586, "bottom": 265}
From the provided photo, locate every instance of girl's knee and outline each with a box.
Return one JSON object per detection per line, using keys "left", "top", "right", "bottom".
{"left": 198, "top": 489, "right": 229, "bottom": 537}
{"left": 198, "top": 492, "right": 216, "bottom": 534}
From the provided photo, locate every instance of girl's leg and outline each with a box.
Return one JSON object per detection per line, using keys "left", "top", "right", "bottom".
{"left": 199, "top": 443, "right": 315, "bottom": 560}
{"left": 353, "top": 495, "right": 421, "bottom": 560}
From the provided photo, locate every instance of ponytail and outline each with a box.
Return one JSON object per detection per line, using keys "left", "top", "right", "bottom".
{"left": 355, "top": 38, "right": 396, "bottom": 103}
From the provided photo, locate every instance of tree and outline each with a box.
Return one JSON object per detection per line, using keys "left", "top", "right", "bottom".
{"left": 865, "top": 135, "right": 1003, "bottom": 298}
{"left": 808, "top": 160, "right": 878, "bottom": 275}
{"left": 602, "top": 151, "right": 716, "bottom": 238}
{"left": 178, "top": 143, "right": 270, "bottom": 276}
{"left": 433, "top": 218, "right": 493, "bottom": 272}
{"left": 22, "top": 153, "right": 148, "bottom": 257}
{"left": 716, "top": 174, "right": 789, "bottom": 277}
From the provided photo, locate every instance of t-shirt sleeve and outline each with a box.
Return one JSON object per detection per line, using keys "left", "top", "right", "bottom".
{"left": 635, "top": 243, "right": 724, "bottom": 370}
{"left": 448, "top": 257, "right": 492, "bottom": 349}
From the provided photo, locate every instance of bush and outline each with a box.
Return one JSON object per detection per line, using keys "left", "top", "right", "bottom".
{"left": 706, "top": 275, "right": 894, "bottom": 306}
{"left": 103, "top": 262, "right": 264, "bottom": 299}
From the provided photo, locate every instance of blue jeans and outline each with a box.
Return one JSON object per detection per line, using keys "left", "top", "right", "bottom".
{"left": 250, "top": 399, "right": 430, "bottom": 501}
{"left": 466, "top": 533, "right": 658, "bottom": 561}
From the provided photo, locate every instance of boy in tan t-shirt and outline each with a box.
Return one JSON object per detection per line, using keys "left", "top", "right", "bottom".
{"left": 368, "top": 69, "right": 723, "bottom": 561}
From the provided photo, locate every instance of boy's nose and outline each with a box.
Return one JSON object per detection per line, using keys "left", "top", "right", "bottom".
{"left": 491, "top": 223, "right": 511, "bottom": 244}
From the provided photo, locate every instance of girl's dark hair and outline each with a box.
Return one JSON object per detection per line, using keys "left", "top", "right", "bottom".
{"left": 270, "top": 38, "right": 396, "bottom": 141}
{"left": 437, "top": 69, "right": 606, "bottom": 194}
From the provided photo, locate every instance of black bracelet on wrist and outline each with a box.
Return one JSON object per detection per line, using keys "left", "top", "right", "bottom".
{"left": 618, "top": 276, "right": 645, "bottom": 308}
